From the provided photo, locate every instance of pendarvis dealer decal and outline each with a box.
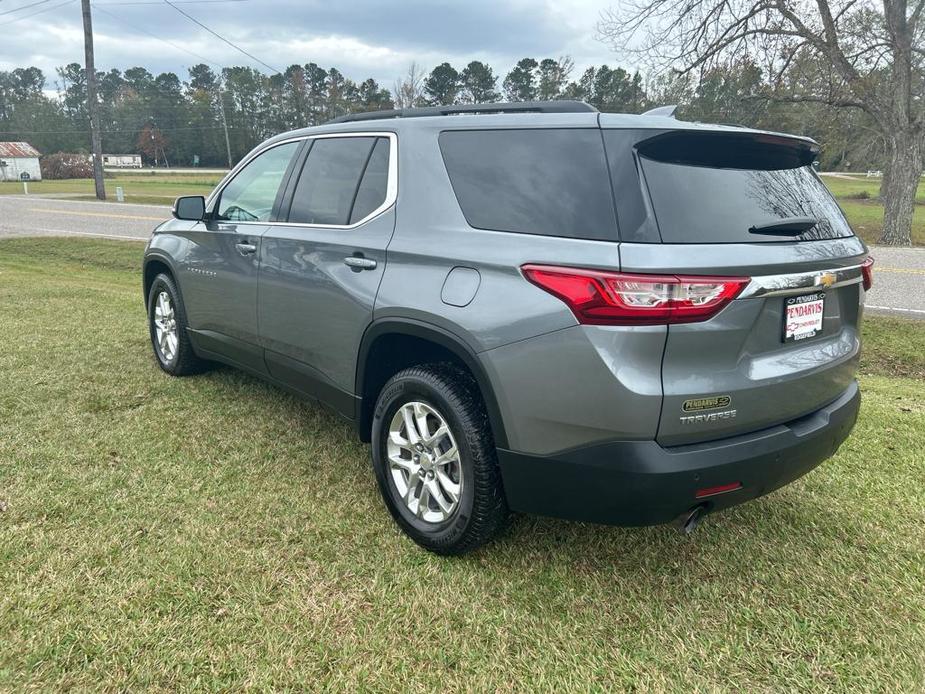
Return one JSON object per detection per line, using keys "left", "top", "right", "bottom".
{"left": 682, "top": 395, "right": 732, "bottom": 413}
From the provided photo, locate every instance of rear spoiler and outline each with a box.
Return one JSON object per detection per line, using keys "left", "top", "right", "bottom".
{"left": 636, "top": 130, "right": 820, "bottom": 170}
{"left": 641, "top": 105, "right": 678, "bottom": 118}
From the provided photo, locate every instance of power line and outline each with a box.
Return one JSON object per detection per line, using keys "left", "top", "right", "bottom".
{"left": 90, "top": 1, "right": 240, "bottom": 167}
{"left": 0, "top": 0, "right": 55, "bottom": 17}
{"left": 0, "top": 125, "right": 243, "bottom": 134}
{"left": 92, "top": 2, "right": 225, "bottom": 69}
{"left": 161, "top": 0, "right": 280, "bottom": 74}
{"left": 96, "top": 0, "right": 250, "bottom": 4}
{"left": 0, "top": 0, "right": 75, "bottom": 25}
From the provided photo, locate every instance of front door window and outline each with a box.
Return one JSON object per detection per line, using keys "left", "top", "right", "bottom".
{"left": 215, "top": 142, "right": 299, "bottom": 222}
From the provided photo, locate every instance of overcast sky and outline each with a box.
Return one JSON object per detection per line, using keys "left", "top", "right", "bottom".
{"left": 0, "top": 0, "right": 628, "bottom": 90}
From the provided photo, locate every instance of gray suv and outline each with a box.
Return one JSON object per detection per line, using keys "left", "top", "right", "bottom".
{"left": 143, "top": 101, "right": 871, "bottom": 554}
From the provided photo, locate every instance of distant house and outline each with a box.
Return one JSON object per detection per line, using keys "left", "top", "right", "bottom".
{"left": 0, "top": 142, "right": 42, "bottom": 181}
{"left": 102, "top": 154, "right": 143, "bottom": 169}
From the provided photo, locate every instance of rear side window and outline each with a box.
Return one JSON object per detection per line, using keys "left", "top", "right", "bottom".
{"left": 288, "top": 136, "right": 389, "bottom": 226}
{"left": 350, "top": 138, "right": 390, "bottom": 223}
{"left": 439, "top": 129, "right": 618, "bottom": 241}
{"left": 635, "top": 132, "right": 853, "bottom": 244}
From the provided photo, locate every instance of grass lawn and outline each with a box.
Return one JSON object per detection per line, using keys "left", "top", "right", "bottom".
{"left": 0, "top": 173, "right": 220, "bottom": 207}
{"left": 823, "top": 175, "right": 925, "bottom": 246}
{"left": 821, "top": 175, "right": 925, "bottom": 203}
{"left": 0, "top": 237, "right": 923, "bottom": 690}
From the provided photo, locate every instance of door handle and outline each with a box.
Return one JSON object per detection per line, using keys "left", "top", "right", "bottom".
{"left": 235, "top": 241, "right": 257, "bottom": 256}
{"left": 343, "top": 256, "right": 377, "bottom": 271}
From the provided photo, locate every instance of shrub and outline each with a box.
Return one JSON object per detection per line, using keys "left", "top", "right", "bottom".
{"left": 40, "top": 152, "right": 94, "bottom": 180}
{"left": 844, "top": 190, "right": 871, "bottom": 200}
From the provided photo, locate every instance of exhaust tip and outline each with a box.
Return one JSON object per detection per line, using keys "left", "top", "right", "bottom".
{"left": 678, "top": 504, "right": 708, "bottom": 535}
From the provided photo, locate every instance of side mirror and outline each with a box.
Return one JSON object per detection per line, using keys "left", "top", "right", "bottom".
{"left": 173, "top": 195, "right": 206, "bottom": 221}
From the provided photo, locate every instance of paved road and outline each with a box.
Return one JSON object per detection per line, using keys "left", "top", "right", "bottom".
{"left": 865, "top": 246, "right": 925, "bottom": 318}
{"left": 0, "top": 195, "right": 922, "bottom": 317}
{"left": 0, "top": 195, "right": 168, "bottom": 241}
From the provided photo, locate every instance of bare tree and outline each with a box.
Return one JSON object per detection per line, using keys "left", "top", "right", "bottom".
{"left": 392, "top": 62, "right": 427, "bottom": 109}
{"left": 599, "top": 0, "right": 924, "bottom": 245}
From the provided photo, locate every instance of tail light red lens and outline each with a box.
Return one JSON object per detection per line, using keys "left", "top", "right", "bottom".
{"left": 861, "top": 256, "right": 874, "bottom": 291}
{"left": 522, "top": 265, "right": 750, "bottom": 325}
{"left": 695, "top": 482, "right": 743, "bottom": 499}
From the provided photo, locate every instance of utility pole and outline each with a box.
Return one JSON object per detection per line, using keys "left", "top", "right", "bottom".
{"left": 216, "top": 81, "right": 233, "bottom": 169}
{"left": 81, "top": 0, "right": 106, "bottom": 200}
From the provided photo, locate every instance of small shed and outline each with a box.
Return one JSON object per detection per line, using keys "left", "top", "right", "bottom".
{"left": 0, "top": 142, "right": 42, "bottom": 181}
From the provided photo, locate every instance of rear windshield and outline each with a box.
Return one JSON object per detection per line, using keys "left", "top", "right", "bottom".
{"left": 439, "top": 129, "right": 618, "bottom": 241}
{"left": 638, "top": 132, "right": 853, "bottom": 244}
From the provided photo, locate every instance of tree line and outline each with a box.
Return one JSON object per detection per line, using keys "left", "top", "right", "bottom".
{"left": 0, "top": 56, "right": 886, "bottom": 173}
{"left": 0, "top": 62, "right": 393, "bottom": 169}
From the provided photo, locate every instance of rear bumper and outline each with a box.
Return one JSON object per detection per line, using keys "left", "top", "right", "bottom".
{"left": 497, "top": 381, "right": 860, "bottom": 526}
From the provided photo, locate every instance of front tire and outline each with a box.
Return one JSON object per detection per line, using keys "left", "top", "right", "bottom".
{"left": 147, "top": 272, "right": 207, "bottom": 376}
{"left": 371, "top": 363, "right": 509, "bottom": 555}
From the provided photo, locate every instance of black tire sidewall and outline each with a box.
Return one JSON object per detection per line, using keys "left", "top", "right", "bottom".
{"left": 371, "top": 372, "right": 478, "bottom": 548}
{"left": 147, "top": 274, "right": 187, "bottom": 374}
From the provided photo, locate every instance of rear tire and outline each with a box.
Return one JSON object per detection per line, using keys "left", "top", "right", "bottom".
{"left": 147, "top": 272, "right": 208, "bottom": 376}
{"left": 371, "top": 363, "right": 509, "bottom": 555}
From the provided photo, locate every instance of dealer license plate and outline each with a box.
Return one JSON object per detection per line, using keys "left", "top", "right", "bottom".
{"left": 783, "top": 292, "right": 825, "bottom": 342}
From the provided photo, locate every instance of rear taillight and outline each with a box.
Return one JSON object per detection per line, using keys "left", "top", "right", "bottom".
{"left": 695, "top": 482, "right": 743, "bottom": 499}
{"left": 861, "top": 256, "right": 874, "bottom": 291}
{"left": 522, "top": 265, "right": 750, "bottom": 325}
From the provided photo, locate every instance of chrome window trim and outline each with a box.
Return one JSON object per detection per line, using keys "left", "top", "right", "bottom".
{"left": 740, "top": 263, "right": 864, "bottom": 298}
{"left": 207, "top": 131, "right": 398, "bottom": 230}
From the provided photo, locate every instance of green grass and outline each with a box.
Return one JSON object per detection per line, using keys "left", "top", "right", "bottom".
{"left": 821, "top": 175, "right": 925, "bottom": 203}
{"left": 837, "top": 198, "right": 925, "bottom": 246}
{"left": 824, "top": 175, "right": 925, "bottom": 245}
{"left": 860, "top": 315, "right": 925, "bottom": 380}
{"left": 0, "top": 173, "right": 220, "bottom": 205}
{"left": 0, "top": 237, "right": 923, "bottom": 690}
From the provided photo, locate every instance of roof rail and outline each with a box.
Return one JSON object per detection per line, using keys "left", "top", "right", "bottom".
{"left": 326, "top": 100, "right": 598, "bottom": 124}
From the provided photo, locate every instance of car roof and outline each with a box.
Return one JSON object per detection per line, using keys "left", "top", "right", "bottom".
{"left": 261, "top": 107, "right": 817, "bottom": 150}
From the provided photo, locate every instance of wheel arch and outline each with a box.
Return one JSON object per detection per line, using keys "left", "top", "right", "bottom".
{"left": 355, "top": 319, "right": 508, "bottom": 449}
{"left": 142, "top": 253, "right": 176, "bottom": 305}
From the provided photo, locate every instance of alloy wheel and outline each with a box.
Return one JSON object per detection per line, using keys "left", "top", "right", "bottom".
{"left": 386, "top": 401, "right": 463, "bottom": 523}
{"left": 153, "top": 290, "right": 179, "bottom": 363}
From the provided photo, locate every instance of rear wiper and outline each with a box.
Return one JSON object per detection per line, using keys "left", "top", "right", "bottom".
{"left": 749, "top": 217, "right": 819, "bottom": 236}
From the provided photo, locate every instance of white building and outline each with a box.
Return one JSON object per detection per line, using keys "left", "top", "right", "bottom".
{"left": 0, "top": 142, "right": 42, "bottom": 181}
{"left": 102, "top": 154, "right": 143, "bottom": 169}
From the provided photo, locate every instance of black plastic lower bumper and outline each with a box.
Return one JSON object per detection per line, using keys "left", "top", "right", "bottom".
{"left": 497, "top": 381, "right": 860, "bottom": 526}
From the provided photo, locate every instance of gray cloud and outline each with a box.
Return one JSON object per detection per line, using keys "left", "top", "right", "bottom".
{"left": 0, "top": 0, "right": 623, "bottom": 88}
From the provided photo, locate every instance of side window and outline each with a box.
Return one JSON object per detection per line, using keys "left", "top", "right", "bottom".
{"left": 216, "top": 142, "right": 299, "bottom": 222}
{"left": 439, "top": 129, "right": 618, "bottom": 241}
{"left": 350, "top": 138, "right": 390, "bottom": 223}
{"left": 288, "top": 137, "right": 389, "bottom": 226}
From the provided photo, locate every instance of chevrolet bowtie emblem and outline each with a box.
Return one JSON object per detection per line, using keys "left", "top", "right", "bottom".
{"left": 815, "top": 271, "right": 836, "bottom": 288}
